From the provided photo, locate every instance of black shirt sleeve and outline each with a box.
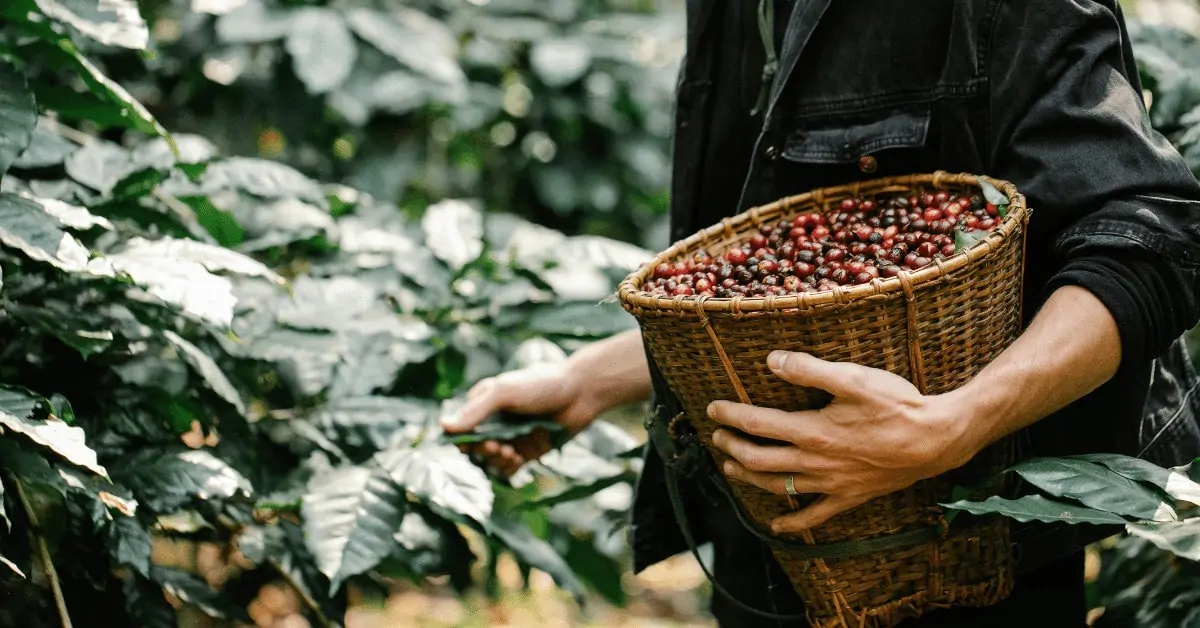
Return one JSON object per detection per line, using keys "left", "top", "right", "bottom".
{"left": 987, "top": 0, "right": 1200, "bottom": 371}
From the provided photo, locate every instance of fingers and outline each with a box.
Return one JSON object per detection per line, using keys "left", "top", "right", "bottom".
{"left": 767, "top": 351, "right": 868, "bottom": 399}
{"left": 769, "top": 494, "right": 870, "bottom": 534}
{"left": 721, "top": 459, "right": 825, "bottom": 495}
{"left": 470, "top": 441, "right": 527, "bottom": 477}
{"left": 712, "top": 428, "right": 833, "bottom": 474}
{"left": 708, "top": 401, "right": 839, "bottom": 453}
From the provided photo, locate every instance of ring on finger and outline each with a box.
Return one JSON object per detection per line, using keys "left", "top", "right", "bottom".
{"left": 785, "top": 474, "right": 798, "bottom": 496}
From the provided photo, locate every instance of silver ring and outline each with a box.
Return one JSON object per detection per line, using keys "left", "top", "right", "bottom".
{"left": 784, "top": 474, "right": 797, "bottom": 496}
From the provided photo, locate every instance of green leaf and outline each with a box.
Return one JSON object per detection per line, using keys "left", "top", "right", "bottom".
{"left": 149, "top": 566, "right": 247, "bottom": 621}
{"left": 530, "top": 37, "right": 592, "bottom": 87}
{"left": 526, "top": 301, "right": 636, "bottom": 337}
{"left": 110, "top": 168, "right": 168, "bottom": 200}
{"left": 376, "top": 443, "right": 494, "bottom": 525}
{"left": 343, "top": 7, "right": 465, "bottom": 88}
{"left": 421, "top": 199, "right": 483, "bottom": 272}
{"left": 440, "top": 410, "right": 568, "bottom": 450}
{"left": 954, "top": 226, "right": 990, "bottom": 254}
{"left": 1126, "top": 519, "right": 1200, "bottom": 562}
{"left": 162, "top": 331, "right": 245, "bottom": 415}
{"left": 6, "top": 301, "right": 115, "bottom": 358}
{"left": 13, "top": 123, "right": 77, "bottom": 169}
{"left": 285, "top": 8, "right": 357, "bottom": 94}
{"left": 0, "top": 386, "right": 108, "bottom": 478}
{"left": 1009, "top": 457, "right": 1176, "bottom": 521}
{"left": 1072, "top": 453, "right": 1200, "bottom": 507}
{"left": 122, "top": 573, "right": 176, "bottom": 628}
{"left": 939, "top": 494, "right": 1131, "bottom": 525}
{"left": 521, "top": 472, "right": 636, "bottom": 510}
{"left": 33, "top": 0, "right": 149, "bottom": 49}
{"left": 0, "top": 62, "right": 38, "bottom": 177}
{"left": 301, "top": 464, "right": 407, "bottom": 594}
{"left": 303, "top": 396, "right": 440, "bottom": 452}
{"left": 115, "top": 449, "right": 252, "bottom": 513}
{"left": 0, "top": 193, "right": 95, "bottom": 272}
{"left": 105, "top": 514, "right": 151, "bottom": 578}
{"left": 182, "top": 196, "right": 244, "bottom": 248}
{"left": 976, "top": 176, "right": 1008, "bottom": 208}
{"left": 165, "top": 157, "right": 326, "bottom": 207}
{"left": 489, "top": 516, "right": 586, "bottom": 606}
{"left": 563, "top": 532, "right": 625, "bottom": 606}
{"left": 214, "top": 0, "right": 296, "bottom": 43}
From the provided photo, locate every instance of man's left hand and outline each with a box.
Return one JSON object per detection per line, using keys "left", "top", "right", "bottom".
{"left": 707, "top": 350, "right": 981, "bottom": 534}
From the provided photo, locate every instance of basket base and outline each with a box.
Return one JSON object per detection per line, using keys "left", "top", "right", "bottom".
{"left": 804, "top": 574, "right": 1014, "bottom": 628}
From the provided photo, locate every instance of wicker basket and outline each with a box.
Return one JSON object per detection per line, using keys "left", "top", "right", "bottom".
{"left": 618, "top": 172, "right": 1030, "bottom": 627}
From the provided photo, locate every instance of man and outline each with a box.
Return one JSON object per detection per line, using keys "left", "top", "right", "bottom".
{"left": 442, "top": 1, "right": 1200, "bottom": 625}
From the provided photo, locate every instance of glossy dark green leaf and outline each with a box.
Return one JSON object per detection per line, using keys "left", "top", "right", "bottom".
{"left": 563, "top": 531, "right": 625, "bottom": 605}
{"left": 1010, "top": 457, "right": 1175, "bottom": 521}
{"left": 1072, "top": 453, "right": 1200, "bottom": 506}
{"left": 343, "top": 7, "right": 465, "bottom": 88}
{"left": 421, "top": 199, "right": 483, "bottom": 272}
{"left": 6, "top": 301, "right": 114, "bottom": 357}
{"left": 489, "top": 516, "right": 586, "bottom": 606}
{"left": 441, "top": 410, "right": 568, "bottom": 449}
{"left": 122, "top": 573, "right": 176, "bottom": 628}
{"left": 149, "top": 566, "right": 248, "bottom": 620}
{"left": 0, "top": 193, "right": 94, "bottom": 272}
{"left": 285, "top": 8, "right": 357, "bottom": 94}
{"left": 105, "top": 514, "right": 151, "bottom": 578}
{"left": 13, "top": 123, "right": 77, "bottom": 169}
{"left": 34, "top": 0, "right": 149, "bottom": 49}
{"left": 376, "top": 443, "right": 494, "bottom": 524}
{"left": 301, "top": 464, "right": 407, "bottom": 593}
{"left": 0, "top": 386, "right": 107, "bottom": 477}
{"left": 303, "top": 396, "right": 439, "bottom": 452}
{"left": 182, "top": 196, "right": 244, "bottom": 248}
{"left": 940, "top": 494, "right": 1130, "bottom": 525}
{"left": 0, "top": 62, "right": 38, "bottom": 177}
{"left": 521, "top": 472, "right": 637, "bottom": 510}
{"left": 162, "top": 330, "right": 245, "bottom": 415}
{"left": 168, "top": 157, "right": 326, "bottom": 207}
{"left": 954, "top": 226, "right": 990, "bottom": 254}
{"left": 110, "top": 168, "right": 168, "bottom": 201}
{"left": 1127, "top": 519, "right": 1200, "bottom": 561}
{"left": 526, "top": 301, "right": 636, "bottom": 337}
{"left": 976, "top": 176, "right": 1008, "bottom": 208}
{"left": 115, "top": 449, "right": 252, "bottom": 513}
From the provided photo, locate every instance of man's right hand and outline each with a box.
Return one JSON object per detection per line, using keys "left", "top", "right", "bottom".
{"left": 439, "top": 329, "right": 653, "bottom": 477}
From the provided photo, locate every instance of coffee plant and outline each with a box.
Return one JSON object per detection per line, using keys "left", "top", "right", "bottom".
{"left": 0, "top": 2, "right": 656, "bottom": 626}
{"left": 76, "top": 0, "right": 683, "bottom": 248}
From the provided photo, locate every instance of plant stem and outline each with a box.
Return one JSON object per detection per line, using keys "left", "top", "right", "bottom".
{"left": 11, "top": 476, "right": 72, "bottom": 628}
{"left": 269, "top": 559, "right": 331, "bottom": 628}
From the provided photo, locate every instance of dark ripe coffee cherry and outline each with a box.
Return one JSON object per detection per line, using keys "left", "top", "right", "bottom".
{"left": 811, "top": 226, "right": 831, "bottom": 241}
{"left": 980, "top": 217, "right": 996, "bottom": 230}
{"left": 865, "top": 264, "right": 880, "bottom": 278}
{"left": 673, "top": 284, "right": 693, "bottom": 296}
{"left": 867, "top": 217, "right": 882, "bottom": 228}
{"left": 792, "top": 214, "right": 810, "bottom": 229}
{"left": 736, "top": 269, "right": 755, "bottom": 283}
{"left": 850, "top": 242, "right": 869, "bottom": 256}
{"left": 654, "top": 263, "right": 673, "bottom": 279}
{"left": 896, "top": 197, "right": 911, "bottom": 208}
{"left": 783, "top": 276, "right": 803, "bottom": 292}
{"left": 789, "top": 227, "right": 805, "bottom": 240}
{"left": 759, "top": 224, "right": 774, "bottom": 237}
{"left": 831, "top": 268, "right": 851, "bottom": 284}
{"left": 986, "top": 203, "right": 1000, "bottom": 217}
{"left": 757, "top": 259, "right": 778, "bottom": 275}
{"left": 852, "top": 211, "right": 866, "bottom": 223}
{"left": 815, "top": 266, "right": 832, "bottom": 280}
{"left": 923, "top": 208, "right": 943, "bottom": 223}
{"left": 749, "top": 234, "right": 769, "bottom": 250}
{"left": 746, "top": 256, "right": 760, "bottom": 268}
{"left": 718, "top": 264, "right": 735, "bottom": 280}
{"left": 855, "top": 225, "right": 874, "bottom": 242}
{"left": 833, "top": 229, "right": 851, "bottom": 243}
{"left": 825, "top": 248, "right": 846, "bottom": 263}
{"left": 695, "top": 278, "right": 712, "bottom": 292}
{"left": 778, "top": 243, "right": 796, "bottom": 261}
{"left": 794, "top": 261, "right": 815, "bottom": 277}
{"left": 904, "top": 252, "right": 919, "bottom": 268}
{"left": 846, "top": 260, "right": 867, "bottom": 274}
{"left": 910, "top": 218, "right": 928, "bottom": 232}
{"left": 721, "top": 278, "right": 738, "bottom": 289}
{"left": 934, "top": 191, "right": 950, "bottom": 205}
{"left": 917, "top": 242, "right": 939, "bottom": 257}
{"left": 941, "top": 244, "right": 956, "bottom": 257}
{"left": 715, "top": 287, "right": 731, "bottom": 298}
{"left": 860, "top": 200, "right": 878, "bottom": 213}
{"left": 945, "top": 203, "right": 963, "bottom": 218}
{"left": 796, "top": 249, "right": 816, "bottom": 264}
{"left": 777, "top": 259, "right": 794, "bottom": 274}
{"left": 898, "top": 215, "right": 911, "bottom": 228}
{"left": 912, "top": 256, "right": 932, "bottom": 269}
{"left": 880, "top": 263, "right": 903, "bottom": 278}
{"left": 839, "top": 198, "right": 858, "bottom": 212}
{"left": 920, "top": 193, "right": 936, "bottom": 208}
{"left": 969, "top": 194, "right": 984, "bottom": 209}
{"left": 810, "top": 214, "right": 828, "bottom": 227}
{"left": 753, "top": 247, "right": 772, "bottom": 260}
{"left": 867, "top": 232, "right": 884, "bottom": 245}
{"left": 762, "top": 274, "right": 781, "bottom": 287}
{"left": 725, "top": 248, "right": 748, "bottom": 265}
{"left": 868, "top": 243, "right": 884, "bottom": 256}
{"left": 854, "top": 272, "right": 874, "bottom": 285}
{"left": 882, "top": 216, "right": 897, "bottom": 228}
{"left": 693, "top": 253, "right": 713, "bottom": 266}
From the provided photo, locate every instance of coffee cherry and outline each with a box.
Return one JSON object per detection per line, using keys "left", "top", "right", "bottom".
{"left": 831, "top": 268, "right": 850, "bottom": 284}
{"left": 749, "top": 234, "right": 769, "bottom": 250}
{"left": 783, "top": 276, "right": 803, "bottom": 292}
{"left": 757, "top": 259, "right": 778, "bottom": 275}
{"left": 673, "top": 284, "right": 693, "bottom": 296}
{"left": 917, "top": 242, "right": 939, "bottom": 258}
{"left": 840, "top": 198, "right": 857, "bottom": 212}
{"left": 940, "top": 244, "right": 956, "bottom": 257}
{"left": 854, "top": 272, "right": 874, "bottom": 284}
{"left": 794, "top": 261, "right": 815, "bottom": 278}
{"left": 923, "top": 208, "right": 943, "bottom": 222}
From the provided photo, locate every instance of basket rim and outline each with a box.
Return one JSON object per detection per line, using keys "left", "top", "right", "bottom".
{"left": 617, "top": 171, "right": 1028, "bottom": 313}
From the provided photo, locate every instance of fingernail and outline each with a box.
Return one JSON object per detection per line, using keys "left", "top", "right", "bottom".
{"left": 769, "top": 351, "right": 788, "bottom": 370}
{"left": 441, "top": 412, "right": 461, "bottom": 428}
{"left": 723, "top": 461, "right": 734, "bottom": 475}
{"left": 707, "top": 401, "right": 718, "bottom": 418}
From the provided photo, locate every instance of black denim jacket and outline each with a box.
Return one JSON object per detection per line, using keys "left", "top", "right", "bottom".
{"left": 629, "top": 0, "right": 1200, "bottom": 614}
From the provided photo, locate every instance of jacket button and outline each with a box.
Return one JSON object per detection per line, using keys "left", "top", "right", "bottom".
{"left": 858, "top": 155, "right": 878, "bottom": 173}
{"left": 765, "top": 145, "right": 779, "bottom": 160}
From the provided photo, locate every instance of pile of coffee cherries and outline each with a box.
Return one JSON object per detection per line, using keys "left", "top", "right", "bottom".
{"left": 643, "top": 191, "right": 1003, "bottom": 298}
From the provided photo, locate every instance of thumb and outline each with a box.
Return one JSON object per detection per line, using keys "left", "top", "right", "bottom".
{"left": 441, "top": 377, "right": 507, "bottom": 433}
{"left": 767, "top": 351, "right": 862, "bottom": 399}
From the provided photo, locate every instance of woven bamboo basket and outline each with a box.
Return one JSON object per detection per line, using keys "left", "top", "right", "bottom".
{"left": 618, "top": 172, "right": 1030, "bottom": 628}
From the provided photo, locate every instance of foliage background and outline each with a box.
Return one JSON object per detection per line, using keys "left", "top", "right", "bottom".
{"left": 1, "top": 0, "right": 1200, "bottom": 627}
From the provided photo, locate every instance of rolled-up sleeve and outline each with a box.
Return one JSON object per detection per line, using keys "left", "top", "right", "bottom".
{"left": 987, "top": 0, "right": 1200, "bottom": 369}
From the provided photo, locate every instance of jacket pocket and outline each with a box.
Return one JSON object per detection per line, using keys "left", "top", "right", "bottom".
{"left": 779, "top": 105, "right": 941, "bottom": 178}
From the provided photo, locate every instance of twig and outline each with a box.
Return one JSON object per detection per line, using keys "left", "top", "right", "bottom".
{"left": 268, "top": 559, "right": 332, "bottom": 628}
{"left": 10, "top": 475, "right": 73, "bottom": 628}
{"left": 39, "top": 116, "right": 94, "bottom": 147}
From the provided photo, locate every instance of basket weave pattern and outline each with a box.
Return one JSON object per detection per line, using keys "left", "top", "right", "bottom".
{"left": 619, "top": 173, "right": 1029, "bottom": 627}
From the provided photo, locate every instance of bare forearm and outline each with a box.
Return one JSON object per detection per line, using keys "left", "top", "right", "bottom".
{"left": 947, "top": 285, "right": 1122, "bottom": 455}
{"left": 566, "top": 329, "right": 652, "bottom": 416}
